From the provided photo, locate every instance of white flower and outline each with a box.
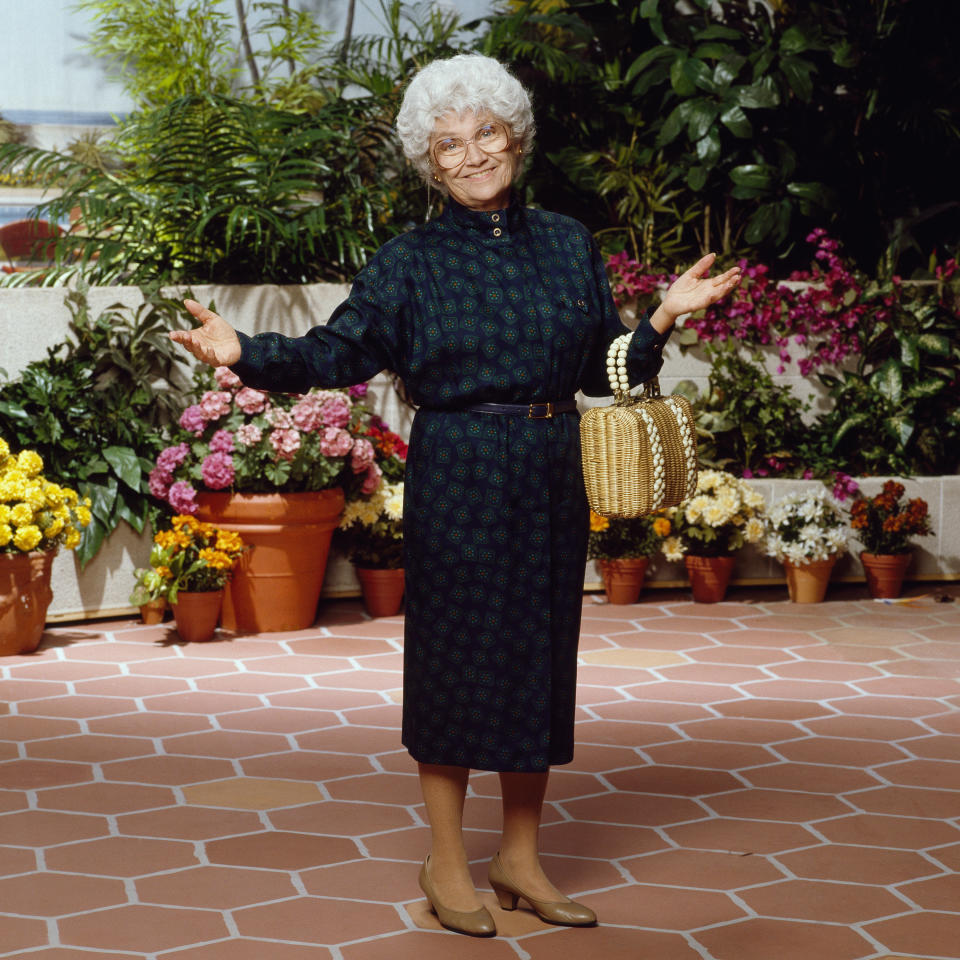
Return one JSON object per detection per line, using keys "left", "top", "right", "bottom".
{"left": 384, "top": 483, "right": 404, "bottom": 521}
{"left": 662, "top": 536, "right": 686, "bottom": 561}
{"left": 745, "top": 517, "right": 765, "bottom": 543}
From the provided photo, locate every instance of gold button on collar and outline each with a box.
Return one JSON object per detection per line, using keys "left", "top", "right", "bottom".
{"left": 493, "top": 227, "right": 502, "bottom": 237}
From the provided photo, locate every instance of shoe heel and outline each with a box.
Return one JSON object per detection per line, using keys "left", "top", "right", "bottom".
{"left": 492, "top": 884, "right": 519, "bottom": 911}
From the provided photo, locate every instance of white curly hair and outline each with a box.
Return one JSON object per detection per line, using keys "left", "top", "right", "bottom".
{"left": 395, "top": 53, "right": 535, "bottom": 190}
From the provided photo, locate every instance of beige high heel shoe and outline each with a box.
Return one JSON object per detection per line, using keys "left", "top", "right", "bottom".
{"left": 418, "top": 856, "right": 496, "bottom": 937}
{"left": 488, "top": 852, "right": 597, "bottom": 926}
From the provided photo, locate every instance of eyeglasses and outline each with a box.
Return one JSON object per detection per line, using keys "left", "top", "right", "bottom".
{"left": 432, "top": 121, "right": 511, "bottom": 169}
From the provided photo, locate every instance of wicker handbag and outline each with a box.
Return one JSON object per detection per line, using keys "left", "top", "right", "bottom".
{"left": 581, "top": 333, "right": 698, "bottom": 518}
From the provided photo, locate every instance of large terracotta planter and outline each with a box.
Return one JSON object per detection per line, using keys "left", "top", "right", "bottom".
{"left": 597, "top": 557, "right": 649, "bottom": 605}
{"left": 783, "top": 556, "right": 837, "bottom": 603}
{"left": 0, "top": 549, "right": 56, "bottom": 656}
{"left": 195, "top": 490, "right": 344, "bottom": 633}
{"left": 684, "top": 554, "right": 736, "bottom": 603}
{"left": 356, "top": 567, "right": 405, "bottom": 618}
{"left": 861, "top": 551, "right": 911, "bottom": 599}
{"left": 171, "top": 590, "right": 223, "bottom": 643}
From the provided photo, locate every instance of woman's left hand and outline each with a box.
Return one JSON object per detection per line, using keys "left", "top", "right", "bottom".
{"left": 650, "top": 253, "right": 741, "bottom": 334}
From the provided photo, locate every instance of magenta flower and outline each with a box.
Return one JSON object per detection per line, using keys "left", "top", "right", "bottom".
{"left": 235, "top": 387, "right": 267, "bottom": 414}
{"left": 156, "top": 442, "right": 190, "bottom": 475}
{"left": 148, "top": 468, "right": 171, "bottom": 499}
{"left": 350, "top": 438, "right": 375, "bottom": 473}
{"left": 214, "top": 366, "right": 242, "bottom": 389}
{"left": 168, "top": 480, "right": 198, "bottom": 514}
{"left": 209, "top": 429, "right": 235, "bottom": 453}
{"left": 361, "top": 462, "right": 382, "bottom": 495}
{"left": 201, "top": 451, "right": 235, "bottom": 490}
{"left": 319, "top": 426, "right": 354, "bottom": 457}
{"left": 349, "top": 383, "right": 369, "bottom": 399}
{"left": 179, "top": 405, "right": 208, "bottom": 436}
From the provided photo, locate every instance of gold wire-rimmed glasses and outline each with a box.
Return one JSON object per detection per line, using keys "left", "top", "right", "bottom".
{"left": 432, "top": 120, "right": 511, "bottom": 169}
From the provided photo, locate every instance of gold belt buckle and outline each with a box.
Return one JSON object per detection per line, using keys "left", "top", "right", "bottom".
{"left": 528, "top": 402, "right": 553, "bottom": 419}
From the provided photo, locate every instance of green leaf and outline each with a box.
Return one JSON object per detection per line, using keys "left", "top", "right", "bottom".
{"left": 729, "top": 164, "right": 776, "bottom": 190}
{"left": 906, "top": 378, "right": 946, "bottom": 399}
{"left": 780, "top": 55, "right": 816, "bottom": 102}
{"left": 657, "top": 100, "right": 693, "bottom": 146}
{"left": 916, "top": 333, "right": 951, "bottom": 356}
{"left": 695, "top": 129, "right": 721, "bottom": 166}
{"left": 687, "top": 100, "right": 720, "bottom": 141}
{"left": 898, "top": 334, "right": 920, "bottom": 371}
{"left": 693, "top": 42, "right": 735, "bottom": 61}
{"left": 736, "top": 77, "right": 780, "bottom": 109}
{"left": 785, "top": 181, "right": 828, "bottom": 205}
{"left": 871, "top": 358, "right": 903, "bottom": 404}
{"left": 75, "top": 517, "right": 108, "bottom": 570}
{"left": 833, "top": 412, "right": 871, "bottom": 447}
{"left": 695, "top": 25, "right": 742, "bottom": 41}
{"left": 102, "top": 445, "right": 142, "bottom": 491}
{"left": 745, "top": 203, "right": 779, "bottom": 244}
{"left": 625, "top": 46, "right": 675, "bottom": 83}
{"left": 670, "top": 55, "right": 696, "bottom": 96}
{"left": 884, "top": 415, "right": 915, "bottom": 448}
{"left": 686, "top": 165, "right": 708, "bottom": 190}
{"left": 779, "top": 26, "right": 811, "bottom": 55}
{"left": 719, "top": 104, "right": 752, "bottom": 138}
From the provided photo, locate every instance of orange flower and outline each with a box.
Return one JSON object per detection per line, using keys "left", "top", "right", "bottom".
{"left": 589, "top": 511, "right": 610, "bottom": 532}
{"left": 652, "top": 517, "right": 671, "bottom": 537}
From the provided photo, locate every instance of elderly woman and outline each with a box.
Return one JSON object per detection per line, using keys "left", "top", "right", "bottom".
{"left": 172, "top": 53, "right": 739, "bottom": 937}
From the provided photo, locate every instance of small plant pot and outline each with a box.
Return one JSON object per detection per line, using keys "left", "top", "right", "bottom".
{"left": 171, "top": 590, "right": 223, "bottom": 642}
{"left": 861, "top": 551, "right": 911, "bottom": 599}
{"left": 356, "top": 567, "right": 405, "bottom": 618}
{"left": 597, "top": 557, "right": 649, "bottom": 604}
{"left": 783, "top": 557, "right": 837, "bottom": 604}
{"left": 684, "top": 554, "right": 736, "bottom": 603}
{"left": 139, "top": 598, "right": 167, "bottom": 625}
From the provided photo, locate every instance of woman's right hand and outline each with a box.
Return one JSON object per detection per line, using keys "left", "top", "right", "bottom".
{"left": 170, "top": 299, "right": 243, "bottom": 367}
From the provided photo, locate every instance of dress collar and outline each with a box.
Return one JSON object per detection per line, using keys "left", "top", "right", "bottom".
{"left": 442, "top": 193, "right": 525, "bottom": 239}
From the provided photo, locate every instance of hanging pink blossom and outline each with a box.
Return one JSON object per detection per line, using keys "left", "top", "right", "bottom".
{"left": 179, "top": 405, "right": 208, "bottom": 436}
{"left": 235, "top": 387, "right": 268, "bottom": 414}
{"left": 201, "top": 451, "right": 235, "bottom": 489}
{"left": 214, "top": 366, "right": 242, "bottom": 389}
{"left": 319, "top": 426, "right": 354, "bottom": 457}
{"left": 168, "top": 480, "right": 198, "bottom": 514}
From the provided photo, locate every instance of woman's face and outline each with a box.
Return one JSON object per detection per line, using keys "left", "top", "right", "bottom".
{"left": 430, "top": 110, "right": 520, "bottom": 211}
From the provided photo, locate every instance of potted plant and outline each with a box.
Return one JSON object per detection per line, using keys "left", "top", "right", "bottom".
{"left": 149, "top": 515, "right": 245, "bottom": 642}
{"left": 1, "top": 439, "right": 92, "bottom": 655}
{"left": 764, "top": 487, "right": 849, "bottom": 603}
{"left": 151, "top": 366, "right": 380, "bottom": 632}
{"left": 588, "top": 510, "right": 670, "bottom": 604}
{"left": 128, "top": 566, "right": 168, "bottom": 624}
{"left": 849, "top": 481, "right": 932, "bottom": 598}
{"left": 661, "top": 470, "right": 766, "bottom": 602}
{"left": 336, "top": 480, "right": 405, "bottom": 617}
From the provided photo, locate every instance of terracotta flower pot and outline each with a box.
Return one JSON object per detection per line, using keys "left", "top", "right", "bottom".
{"left": 861, "top": 551, "right": 911, "bottom": 599}
{"left": 196, "top": 489, "right": 344, "bottom": 633}
{"left": 597, "top": 557, "right": 649, "bottom": 604}
{"left": 356, "top": 567, "right": 405, "bottom": 617}
{"left": 171, "top": 590, "right": 223, "bottom": 643}
{"left": 783, "top": 556, "right": 837, "bottom": 603}
{"left": 139, "top": 598, "right": 167, "bottom": 625}
{"left": 0, "top": 549, "right": 56, "bottom": 656}
{"left": 684, "top": 554, "right": 736, "bottom": 603}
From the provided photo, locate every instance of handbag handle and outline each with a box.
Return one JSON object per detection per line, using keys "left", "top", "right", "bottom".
{"left": 606, "top": 333, "right": 660, "bottom": 404}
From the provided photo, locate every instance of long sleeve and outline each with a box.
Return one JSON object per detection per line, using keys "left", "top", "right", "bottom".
{"left": 229, "top": 253, "right": 403, "bottom": 394}
{"left": 579, "top": 234, "right": 670, "bottom": 397}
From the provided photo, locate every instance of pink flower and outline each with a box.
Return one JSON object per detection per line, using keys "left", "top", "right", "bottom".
{"left": 156, "top": 442, "right": 190, "bottom": 476}
{"left": 269, "top": 428, "right": 301, "bottom": 461}
{"left": 235, "top": 387, "right": 268, "bottom": 414}
{"left": 236, "top": 424, "right": 263, "bottom": 446}
{"left": 179, "top": 405, "right": 208, "bottom": 436}
{"left": 361, "top": 462, "right": 382, "bottom": 495}
{"left": 168, "top": 480, "right": 198, "bottom": 514}
{"left": 349, "top": 383, "right": 369, "bottom": 399}
{"left": 148, "top": 468, "right": 171, "bottom": 499}
{"left": 291, "top": 395, "right": 325, "bottom": 433}
{"left": 350, "top": 438, "right": 375, "bottom": 473}
{"left": 201, "top": 451, "right": 235, "bottom": 490}
{"left": 320, "top": 394, "right": 352, "bottom": 429}
{"left": 209, "top": 429, "right": 234, "bottom": 453}
{"left": 266, "top": 408, "right": 294, "bottom": 430}
{"left": 200, "top": 391, "right": 232, "bottom": 420}
{"left": 319, "top": 427, "right": 354, "bottom": 457}
{"left": 214, "top": 366, "right": 242, "bottom": 389}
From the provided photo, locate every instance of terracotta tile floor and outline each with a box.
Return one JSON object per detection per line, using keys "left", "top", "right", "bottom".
{"left": 2, "top": 584, "right": 959, "bottom": 960}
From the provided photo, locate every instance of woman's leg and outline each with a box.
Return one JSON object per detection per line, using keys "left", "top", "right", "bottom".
{"left": 418, "top": 761, "right": 483, "bottom": 911}
{"left": 497, "top": 770, "right": 567, "bottom": 901}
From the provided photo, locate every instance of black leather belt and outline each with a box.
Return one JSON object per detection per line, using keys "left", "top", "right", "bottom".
{"left": 462, "top": 400, "right": 578, "bottom": 419}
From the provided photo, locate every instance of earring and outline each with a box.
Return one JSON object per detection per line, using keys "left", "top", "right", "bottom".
{"left": 433, "top": 174, "right": 441, "bottom": 183}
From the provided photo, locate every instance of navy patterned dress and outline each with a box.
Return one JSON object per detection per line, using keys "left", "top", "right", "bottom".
{"left": 230, "top": 196, "right": 669, "bottom": 772}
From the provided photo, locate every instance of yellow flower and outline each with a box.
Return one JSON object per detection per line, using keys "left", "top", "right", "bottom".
{"left": 63, "top": 528, "right": 82, "bottom": 549}
{"left": 0, "top": 523, "right": 12, "bottom": 547}
{"left": 13, "top": 525, "right": 43, "bottom": 551}
{"left": 215, "top": 530, "right": 243, "bottom": 554}
{"left": 10, "top": 502, "right": 35, "bottom": 527}
{"left": 43, "top": 516, "right": 65, "bottom": 539}
{"left": 63, "top": 488, "right": 79, "bottom": 507}
{"left": 652, "top": 516, "right": 671, "bottom": 537}
{"left": 0, "top": 437, "right": 9, "bottom": 460}
{"left": 0, "top": 504, "right": 10, "bottom": 524}
{"left": 43, "top": 482, "right": 66, "bottom": 506}
{"left": 589, "top": 510, "right": 610, "bottom": 532}
{"left": 24, "top": 483, "right": 47, "bottom": 509}
{"left": 154, "top": 529, "right": 177, "bottom": 549}
{"left": 155, "top": 565, "right": 173, "bottom": 579}
{"left": 16, "top": 450, "right": 44, "bottom": 477}
{"left": 74, "top": 505, "right": 93, "bottom": 529}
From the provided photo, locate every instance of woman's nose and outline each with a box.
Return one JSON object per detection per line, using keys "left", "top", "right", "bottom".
{"left": 462, "top": 139, "right": 487, "bottom": 164}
